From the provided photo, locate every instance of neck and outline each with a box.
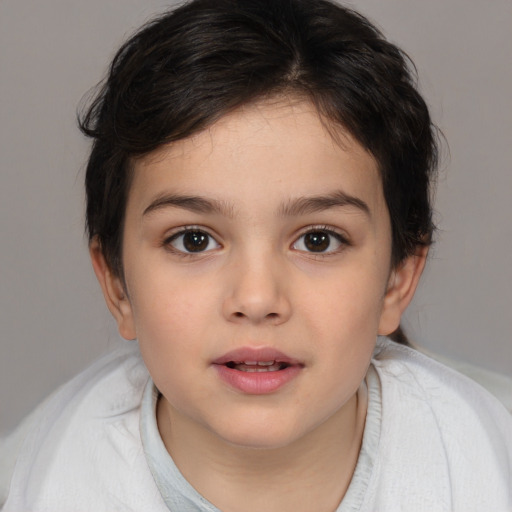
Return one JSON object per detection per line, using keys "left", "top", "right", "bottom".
{"left": 157, "top": 383, "right": 368, "bottom": 512}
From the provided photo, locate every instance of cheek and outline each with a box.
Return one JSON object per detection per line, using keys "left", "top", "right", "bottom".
{"left": 303, "top": 265, "right": 387, "bottom": 335}
{"left": 306, "top": 281, "right": 381, "bottom": 383}
{"left": 130, "top": 286, "right": 208, "bottom": 397}
{"left": 297, "top": 271, "right": 386, "bottom": 388}
{"left": 125, "top": 271, "right": 193, "bottom": 354}
{"left": 129, "top": 258, "right": 208, "bottom": 319}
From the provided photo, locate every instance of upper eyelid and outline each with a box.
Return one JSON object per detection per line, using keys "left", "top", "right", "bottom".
{"left": 164, "top": 225, "right": 219, "bottom": 240}
{"left": 294, "top": 225, "right": 349, "bottom": 240}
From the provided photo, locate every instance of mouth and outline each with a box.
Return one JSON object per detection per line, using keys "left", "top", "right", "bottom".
{"left": 224, "top": 360, "right": 291, "bottom": 373}
{"left": 212, "top": 347, "right": 303, "bottom": 394}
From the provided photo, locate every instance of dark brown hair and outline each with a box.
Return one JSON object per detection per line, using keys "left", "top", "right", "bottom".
{"left": 80, "top": 0, "right": 438, "bottom": 286}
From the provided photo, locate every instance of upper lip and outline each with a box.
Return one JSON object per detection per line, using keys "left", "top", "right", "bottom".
{"left": 212, "top": 347, "right": 302, "bottom": 366}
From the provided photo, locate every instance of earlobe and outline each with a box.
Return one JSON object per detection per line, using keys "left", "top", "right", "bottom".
{"left": 89, "top": 238, "right": 137, "bottom": 340}
{"left": 378, "top": 246, "right": 428, "bottom": 336}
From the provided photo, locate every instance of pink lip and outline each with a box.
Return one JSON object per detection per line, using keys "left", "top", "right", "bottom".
{"left": 212, "top": 347, "right": 303, "bottom": 395}
{"left": 213, "top": 347, "right": 300, "bottom": 366}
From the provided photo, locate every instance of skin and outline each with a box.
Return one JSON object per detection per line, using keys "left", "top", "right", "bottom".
{"left": 91, "top": 98, "right": 427, "bottom": 512}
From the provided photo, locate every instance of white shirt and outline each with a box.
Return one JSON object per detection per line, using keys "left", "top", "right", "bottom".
{"left": 1, "top": 339, "right": 511, "bottom": 511}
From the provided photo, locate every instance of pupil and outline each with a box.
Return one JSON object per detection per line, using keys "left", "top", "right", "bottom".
{"left": 183, "top": 231, "right": 208, "bottom": 252}
{"left": 305, "top": 232, "right": 330, "bottom": 252}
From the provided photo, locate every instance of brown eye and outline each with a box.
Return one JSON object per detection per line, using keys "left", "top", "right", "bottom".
{"left": 304, "top": 232, "right": 330, "bottom": 252}
{"left": 168, "top": 229, "right": 219, "bottom": 254}
{"left": 293, "top": 229, "right": 346, "bottom": 254}
{"left": 183, "top": 231, "right": 209, "bottom": 252}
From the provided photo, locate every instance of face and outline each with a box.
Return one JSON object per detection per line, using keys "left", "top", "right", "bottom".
{"left": 93, "top": 99, "right": 422, "bottom": 451}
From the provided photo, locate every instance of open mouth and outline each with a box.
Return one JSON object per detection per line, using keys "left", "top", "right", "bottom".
{"left": 212, "top": 348, "right": 303, "bottom": 393}
{"left": 224, "top": 360, "right": 291, "bottom": 372}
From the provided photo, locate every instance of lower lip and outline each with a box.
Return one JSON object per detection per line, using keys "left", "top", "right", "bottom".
{"left": 213, "top": 364, "right": 302, "bottom": 394}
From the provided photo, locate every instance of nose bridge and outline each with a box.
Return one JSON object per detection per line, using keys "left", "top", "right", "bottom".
{"left": 223, "top": 242, "right": 291, "bottom": 324}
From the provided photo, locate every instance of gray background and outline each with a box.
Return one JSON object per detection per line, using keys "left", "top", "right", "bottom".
{"left": 1, "top": 0, "right": 511, "bottom": 435}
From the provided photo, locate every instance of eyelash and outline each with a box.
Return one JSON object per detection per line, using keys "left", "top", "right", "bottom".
{"left": 162, "top": 225, "right": 350, "bottom": 257}
{"left": 163, "top": 226, "right": 221, "bottom": 258}
{"left": 292, "top": 225, "right": 350, "bottom": 256}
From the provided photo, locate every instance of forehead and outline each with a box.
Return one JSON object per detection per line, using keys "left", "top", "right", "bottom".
{"left": 128, "top": 98, "right": 384, "bottom": 217}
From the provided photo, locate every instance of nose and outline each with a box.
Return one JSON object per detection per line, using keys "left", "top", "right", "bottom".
{"left": 222, "top": 251, "right": 292, "bottom": 326}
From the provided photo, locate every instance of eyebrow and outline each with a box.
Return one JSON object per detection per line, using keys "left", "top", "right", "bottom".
{"left": 278, "top": 190, "right": 371, "bottom": 218}
{"left": 142, "top": 190, "right": 370, "bottom": 219}
{"left": 143, "top": 194, "right": 235, "bottom": 217}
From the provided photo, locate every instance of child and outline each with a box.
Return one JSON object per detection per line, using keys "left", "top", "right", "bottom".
{"left": 1, "top": 0, "right": 511, "bottom": 510}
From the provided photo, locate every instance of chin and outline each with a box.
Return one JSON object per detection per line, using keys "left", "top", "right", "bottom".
{"left": 211, "top": 418, "right": 308, "bottom": 451}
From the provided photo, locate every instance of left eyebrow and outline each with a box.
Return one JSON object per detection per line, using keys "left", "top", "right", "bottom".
{"left": 278, "top": 190, "right": 371, "bottom": 218}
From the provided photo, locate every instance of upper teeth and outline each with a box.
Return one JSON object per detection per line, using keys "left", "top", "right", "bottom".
{"left": 242, "top": 361, "right": 275, "bottom": 366}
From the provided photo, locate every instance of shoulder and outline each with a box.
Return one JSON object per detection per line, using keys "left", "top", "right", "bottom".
{"left": 373, "top": 337, "right": 511, "bottom": 422}
{"left": 415, "top": 344, "right": 512, "bottom": 413}
{"left": 5, "top": 340, "right": 149, "bottom": 437}
{"left": 368, "top": 338, "right": 512, "bottom": 510}
{"left": 0, "top": 341, "right": 159, "bottom": 511}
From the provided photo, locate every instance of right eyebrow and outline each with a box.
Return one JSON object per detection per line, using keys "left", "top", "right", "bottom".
{"left": 142, "top": 194, "right": 235, "bottom": 218}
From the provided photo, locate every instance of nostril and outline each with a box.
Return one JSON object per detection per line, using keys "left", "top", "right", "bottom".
{"left": 234, "top": 312, "right": 245, "bottom": 318}
{"left": 266, "top": 312, "right": 278, "bottom": 319}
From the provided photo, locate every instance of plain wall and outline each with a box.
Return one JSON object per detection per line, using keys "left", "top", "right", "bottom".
{"left": 1, "top": 0, "right": 510, "bottom": 434}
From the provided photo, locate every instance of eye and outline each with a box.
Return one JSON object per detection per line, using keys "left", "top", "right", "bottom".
{"left": 292, "top": 228, "right": 347, "bottom": 254}
{"left": 166, "top": 229, "right": 220, "bottom": 254}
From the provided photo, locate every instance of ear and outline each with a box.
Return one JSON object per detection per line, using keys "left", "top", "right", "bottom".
{"left": 89, "top": 238, "right": 137, "bottom": 340}
{"left": 378, "top": 246, "right": 428, "bottom": 336}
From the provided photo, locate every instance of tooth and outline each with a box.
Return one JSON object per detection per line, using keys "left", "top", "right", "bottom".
{"left": 257, "top": 361, "right": 275, "bottom": 366}
{"left": 243, "top": 366, "right": 279, "bottom": 372}
{"left": 237, "top": 362, "right": 283, "bottom": 372}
